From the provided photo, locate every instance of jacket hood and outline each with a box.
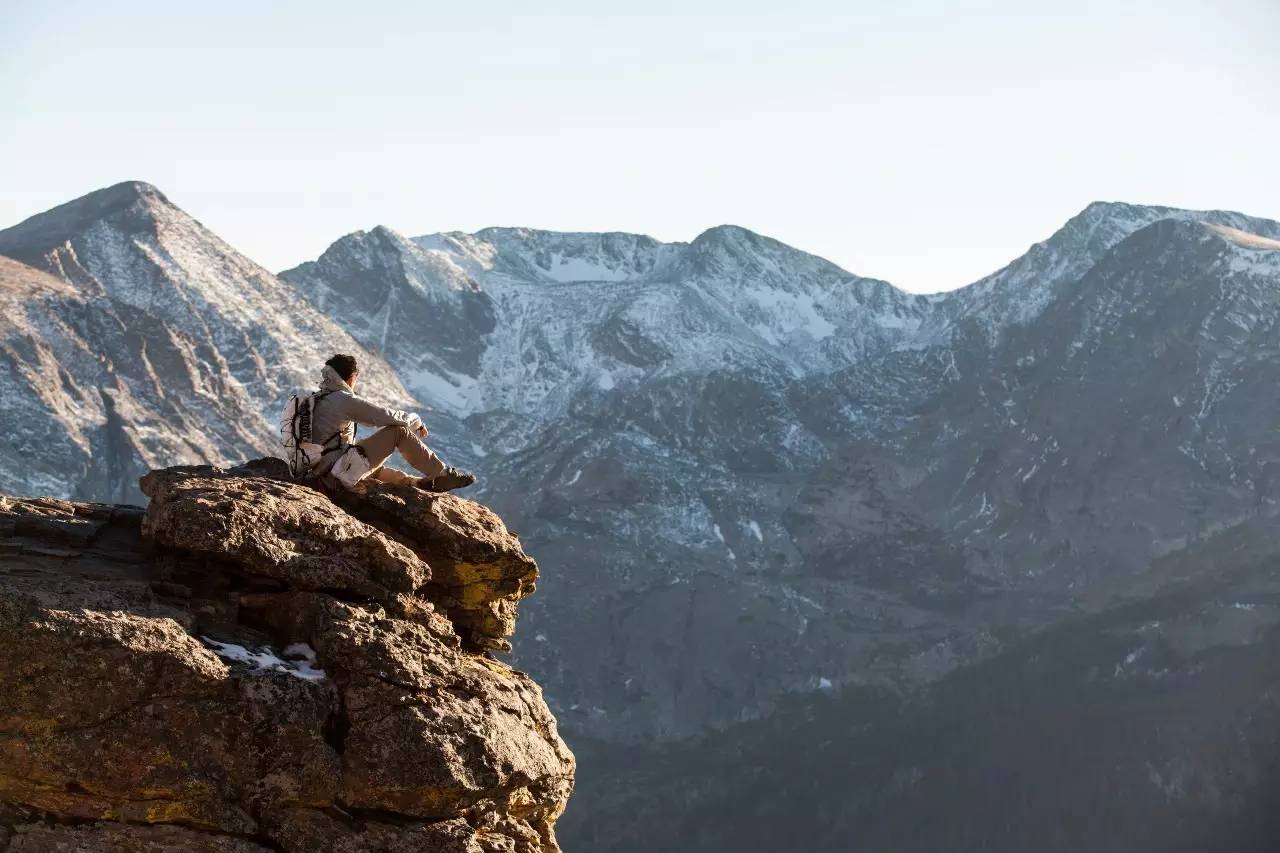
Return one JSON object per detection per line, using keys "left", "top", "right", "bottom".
{"left": 319, "top": 364, "right": 353, "bottom": 393}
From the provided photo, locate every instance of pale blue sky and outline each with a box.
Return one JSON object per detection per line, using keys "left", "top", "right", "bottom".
{"left": 3, "top": 0, "right": 1277, "bottom": 293}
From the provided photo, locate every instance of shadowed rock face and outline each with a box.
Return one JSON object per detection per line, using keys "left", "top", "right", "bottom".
{"left": 0, "top": 462, "right": 573, "bottom": 852}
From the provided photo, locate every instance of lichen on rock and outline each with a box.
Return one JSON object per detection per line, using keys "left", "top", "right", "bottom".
{"left": 0, "top": 461, "right": 574, "bottom": 852}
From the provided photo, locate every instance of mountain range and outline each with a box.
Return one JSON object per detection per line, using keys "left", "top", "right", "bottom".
{"left": 3, "top": 181, "right": 1280, "bottom": 850}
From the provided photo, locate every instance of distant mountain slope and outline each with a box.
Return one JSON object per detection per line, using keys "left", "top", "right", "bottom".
{"left": 284, "top": 222, "right": 929, "bottom": 418}
{"left": 802, "top": 217, "right": 1280, "bottom": 598}
{"left": 0, "top": 182, "right": 408, "bottom": 406}
{"left": 0, "top": 182, "right": 411, "bottom": 501}
{"left": 935, "top": 200, "right": 1280, "bottom": 339}
{"left": 281, "top": 205, "right": 1280, "bottom": 753}
{"left": 546, "top": 212, "right": 1280, "bottom": 850}
{"left": 281, "top": 219, "right": 963, "bottom": 742}
{"left": 567, "top": 517, "right": 1280, "bottom": 852}
{"left": 0, "top": 254, "right": 268, "bottom": 501}
{"left": 280, "top": 225, "right": 494, "bottom": 414}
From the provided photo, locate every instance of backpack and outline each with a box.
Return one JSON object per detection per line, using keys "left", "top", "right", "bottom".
{"left": 280, "top": 391, "right": 347, "bottom": 477}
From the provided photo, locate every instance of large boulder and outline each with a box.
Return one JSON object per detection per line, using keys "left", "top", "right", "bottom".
{"left": 140, "top": 463, "right": 430, "bottom": 601}
{"left": 0, "top": 464, "right": 574, "bottom": 852}
{"left": 331, "top": 483, "right": 539, "bottom": 649}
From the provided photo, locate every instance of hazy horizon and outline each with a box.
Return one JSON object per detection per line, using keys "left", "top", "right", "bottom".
{"left": 4, "top": 0, "right": 1278, "bottom": 293}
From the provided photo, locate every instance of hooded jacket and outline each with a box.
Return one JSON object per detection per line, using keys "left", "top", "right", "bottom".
{"left": 306, "top": 365, "right": 423, "bottom": 466}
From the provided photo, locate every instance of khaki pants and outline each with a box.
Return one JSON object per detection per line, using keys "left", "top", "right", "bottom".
{"left": 315, "top": 425, "right": 445, "bottom": 487}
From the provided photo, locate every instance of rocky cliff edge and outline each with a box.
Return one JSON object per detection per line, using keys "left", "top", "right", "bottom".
{"left": 0, "top": 459, "right": 574, "bottom": 852}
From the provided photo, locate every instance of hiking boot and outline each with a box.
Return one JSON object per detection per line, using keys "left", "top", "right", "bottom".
{"left": 416, "top": 466, "right": 476, "bottom": 492}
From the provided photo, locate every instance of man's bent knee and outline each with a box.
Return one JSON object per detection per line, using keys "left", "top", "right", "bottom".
{"left": 376, "top": 424, "right": 412, "bottom": 445}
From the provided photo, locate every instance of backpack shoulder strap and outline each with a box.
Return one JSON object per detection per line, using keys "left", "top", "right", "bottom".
{"left": 310, "top": 390, "right": 353, "bottom": 450}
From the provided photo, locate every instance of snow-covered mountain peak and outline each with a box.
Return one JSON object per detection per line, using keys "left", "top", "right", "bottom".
{"left": 1054, "top": 208, "right": 1280, "bottom": 285}
{"left": 444, "top": 226, "right": 680, "bottom": 284}
{"left": 0, "top": 181, "right": 172, "bottom": 267}
{"left": 934, "top": 201, "right": 1280, "bottom": 340}
{"left": 1059, "top": 201, "right": 1277, "bottom": 250}
{"left": 681, "top": 223, "right": 879, "bottom": 292}
{"left": 1023, "top": 200, "right": 1279, "bottom": 273}
{"left": 686, "top": 223, "right": 790, "bottom": 264}
{"left": 672, "top": 223, "right": 928, "bottom": 351}
{"left": 73, "top": 179, "right": 171, "bottom": 216}
{"left": 688, "top": 223, "right": 767, "bottom": 247}
{"left": 0, "top": 181, "right": 415, "bottom": 500}
{"left": 281, "top": 223, "right": 497, "bottom": 410}
{"left": 306, "top": 225, "right": 481, "bottom": 297}
{"left": 0, "top": 180, "right": 411, "bottom": 408}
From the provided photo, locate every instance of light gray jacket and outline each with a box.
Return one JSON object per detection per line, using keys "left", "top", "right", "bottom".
{"left": 307, "top": 365, "right": 421, "bottom": 466}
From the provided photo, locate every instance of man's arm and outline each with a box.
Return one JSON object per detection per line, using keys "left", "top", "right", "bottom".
{"left": 336, "top": 393, "right": 425, "bottom": 433}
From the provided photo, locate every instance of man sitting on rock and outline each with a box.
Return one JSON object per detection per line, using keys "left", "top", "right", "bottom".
{"left": 303, "top": 353, "right": 475, "bottom": 492}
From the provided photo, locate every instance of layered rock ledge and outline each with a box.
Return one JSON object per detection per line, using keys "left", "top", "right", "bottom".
{"left": 0, "top": 460, "right": 574, "bottom": 852}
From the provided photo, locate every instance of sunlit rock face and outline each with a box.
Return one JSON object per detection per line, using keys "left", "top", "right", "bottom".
{"left": 0, "top": 460, "right": 574, "bottom": 853}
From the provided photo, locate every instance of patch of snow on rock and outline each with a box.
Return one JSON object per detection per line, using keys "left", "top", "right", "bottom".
{"left": 203, "top": 637, "right": 327, "bottom": 682}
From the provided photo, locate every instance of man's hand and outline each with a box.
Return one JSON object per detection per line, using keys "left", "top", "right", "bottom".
{"left": 405, "top": 413, "right": 427, "bottom": 439}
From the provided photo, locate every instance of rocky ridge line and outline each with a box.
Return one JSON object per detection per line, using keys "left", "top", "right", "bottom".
{"left": 0, "top": 459, "right": 574, "bottom": 852}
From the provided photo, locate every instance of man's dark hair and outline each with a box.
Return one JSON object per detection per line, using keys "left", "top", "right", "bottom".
{"left": 325, "top": 353, "right": 359, "bottom": 382}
